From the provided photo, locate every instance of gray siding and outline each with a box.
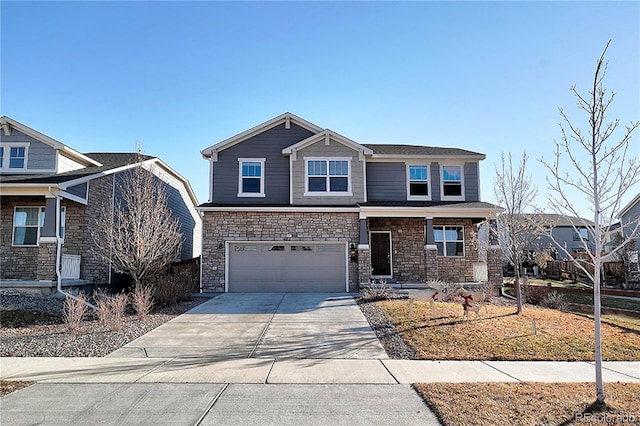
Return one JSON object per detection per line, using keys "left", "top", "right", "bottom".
{"left": 431, "top": 162, "right": 441, "bottom": 201}
{"left": 0, "top": 129, "right": 56, "bottom": 171}
{"left": 464, "top": 162, "right": 480, "bottom": 202}
{"left": 65, "top": 183, "right": 88, "bottom": 199}
{"left": 366, "top": 162, "right": 406, "bottom": 201}
{"left": 621, "top": 197, "right": 640, "bottom": 247}
{"left": 529, "top": 226, "right": 596, "bottom": 259}
{"left": 212, "top": 123, "right": 315, "bottom": 204}
{"left": 291, "top": 139, "right": 365, "bottom": 205}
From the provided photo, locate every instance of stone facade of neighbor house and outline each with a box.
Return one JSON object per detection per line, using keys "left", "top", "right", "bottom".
{"left": 0, "top": 116, "right": 202, "bottom": 293}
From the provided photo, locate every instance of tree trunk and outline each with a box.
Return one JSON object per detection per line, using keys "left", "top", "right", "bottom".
{"left": 514, "top": 270, "right": 523, "bottom": 314}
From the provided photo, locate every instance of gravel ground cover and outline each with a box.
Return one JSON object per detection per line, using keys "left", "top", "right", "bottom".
{"left": 0, "top": 290, "right": 208, "bottom": 357}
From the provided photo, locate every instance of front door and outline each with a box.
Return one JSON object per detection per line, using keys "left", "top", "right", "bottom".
{"left": 370, "top": 232, "right": 392, "bottom": 277}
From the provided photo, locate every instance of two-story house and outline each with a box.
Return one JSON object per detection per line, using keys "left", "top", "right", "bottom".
{"left": 524, "top": 214, "right": 596, "bottom": 260}
{"left": 198, "top": 112, "right": 503, "bottom": 292}
{"left": 0, "top": 116, "right": 202, "bottom": 294}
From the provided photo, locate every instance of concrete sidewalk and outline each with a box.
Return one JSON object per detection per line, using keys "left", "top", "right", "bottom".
{"left": 2, "top": 357, "right": 638, "bottom": 384}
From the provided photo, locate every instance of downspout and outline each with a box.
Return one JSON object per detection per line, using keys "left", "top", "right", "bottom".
{"left": 48, "top": 186, "right": 97, "bottom": 309}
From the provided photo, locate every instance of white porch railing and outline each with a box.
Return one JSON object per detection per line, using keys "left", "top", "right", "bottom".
{"left": 61, "top": 254, "right": 81, "bottom": 279}
{"left": 473, "top": 262, "right": 488, "bottom": 282}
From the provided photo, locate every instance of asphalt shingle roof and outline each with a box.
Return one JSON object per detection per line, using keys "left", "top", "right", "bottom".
{"left": 362, "top": 144, "right": 484, "bottom": 157}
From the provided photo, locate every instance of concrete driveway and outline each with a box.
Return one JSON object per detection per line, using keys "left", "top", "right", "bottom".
{"left": 109, "top": 293, "right": 388, "bottom": 360}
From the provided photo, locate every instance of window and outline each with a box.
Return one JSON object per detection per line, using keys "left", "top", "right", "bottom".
{"left": 305, "top": 158, "right": 351, "bottom": 195}
{"left": 433, "top": 226, "right": 464, "bottom": 256}
{"left": 238, "top": 158, "right": 265, "bottom": 197}
{"left": 441, "top": 165, "right": 463, "bottom": 199}
{"left": 573, "top": 228, "right": 589, "bottom": 241}
{"left": 0, "top": 144, "right": 28, "bottom": 170}
{"left": 12, "top": 207, "right": 65, "bottom": 246}
{"left": 407, "top": 164, "right": 430, "bottom": 200}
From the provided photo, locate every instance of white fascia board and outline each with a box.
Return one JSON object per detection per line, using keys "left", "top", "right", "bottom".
{"left": 368, "top": 154, "right": 485, "bottom": 161}
{"left": 59, "top": 190, "right": 88, "bottom": 205}
{"left": 0, "top": 116, "right": 101, "bottom": 167}
{"left": 282, "top": 130, "right": 374, "bottom": 156}
{"left": 197, "top": 206, "right": 360, "bottom": 213}
{"left": 618, "top": 193, "right": 640, "bottom": 218}
{"left": 201, "top": 112, "right": 324, "bottom": 158}
{"left": 359, "top": 206, "right": 502, "bottom": 218}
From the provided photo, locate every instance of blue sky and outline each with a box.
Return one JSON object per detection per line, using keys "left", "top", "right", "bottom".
{"left": 2, "top": 1, "right": 638, "bottom": 218}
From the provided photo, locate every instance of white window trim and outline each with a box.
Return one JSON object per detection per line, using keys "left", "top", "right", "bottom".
{"left": 237, "top": 158, "right": 266, "bottom": 198}
{"left": 440, "top": 163, "right": 465, "bottom": 201}
{"left": 434, "top": 225, "right": 465, "bottom": 257}
{"left": 1, "top": 143, "right": 29, "bottom": 171}
{"left": 11, "top": 206, "right": 66, "bottom": 247}
{"left": 304, "top": 157, "right": 353, "bottom": 196}
{"left": 406, "top": 163, "right": 431, "bottom": 201}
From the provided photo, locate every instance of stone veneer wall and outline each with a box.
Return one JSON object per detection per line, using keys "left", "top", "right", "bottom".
{"left": 433, "top": 218, "right": 478, "bottom": 283}
{"left": 81, "top": 174, "right": 114, "bottom": 284}
{"left": 368, "top": 218, "right": 426, "bottom": 283}
{"left": 201, "top": 211, "right": 360, "bottom": 292}
{"left": 0, "top": 197, "right": 45, "bottom": 279}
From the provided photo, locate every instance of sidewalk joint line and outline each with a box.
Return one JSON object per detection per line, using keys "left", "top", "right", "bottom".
{"left": 194, "top": 383, "right": 229, "bottom": 426}
{"left": 378, "top": 359, "right": 400, "bottom": 384}
{"left": 133, "top": 357, "right": 174, "bottom": 383}
{"left": 264, "top": 358, "right": 277, "bottom": 384}
{"left": 480, "top": 361, "right": 523, "bottom": 382}
{"left": 590, "top": 361, "right": 640, "bottom": 380}
{"left": 248, "top": 293, "right": 286, "bottom": 358}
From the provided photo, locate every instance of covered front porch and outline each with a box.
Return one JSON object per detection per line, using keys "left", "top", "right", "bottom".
{"left": 355, "top": 205, "right": 503, "bottom": 287}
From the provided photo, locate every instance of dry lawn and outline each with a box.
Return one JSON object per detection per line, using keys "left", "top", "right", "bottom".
{"left": 415, "top": 382, "right": 640, "bottom": 426}
{"left": 379, "top": 301, "right": 640, "bottom": 360}
{"left": 0, "top": 380, "right": 33, "bottom": 396}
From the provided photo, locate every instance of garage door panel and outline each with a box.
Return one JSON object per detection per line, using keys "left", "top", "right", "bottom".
{"left": 228, "top": 243, "right": 346, "bottom": 292}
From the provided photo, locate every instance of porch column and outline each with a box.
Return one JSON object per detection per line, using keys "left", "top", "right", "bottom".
{"left": 487, "top": 219, "right": 504, "bottom": 290}
{"left": 40, "top": 197, "right": 58, "bottom": 242}
{"left": 357, "top": 217, "right": 371, "bottom": 285}
{"left": 424, "top": 217, "right": 438, "bottom": 280}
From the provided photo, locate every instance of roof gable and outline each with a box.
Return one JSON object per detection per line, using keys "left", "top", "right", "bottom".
{"left": 201, "top": 112, "right": 324, "bottom": 159}
{"left": 282, "top": 130, "right": 373, "bottom": 158}
{"left": 0, "top": 116, "right": 102, "bottom": 167}
{"left": 619, "top": 193, "right": 640, "bottom": 218}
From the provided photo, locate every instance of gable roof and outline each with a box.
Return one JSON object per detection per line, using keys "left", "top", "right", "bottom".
{"left": 201, "top": 112, "right": 324, "bottom": 159}
{"left": 619, "top": 193, "right": 640, "bottom": 218}
{"left": 363, "top": 144, "right": 485, "bottom": 159}
{"left": 0, "top": 116, "right": 102, "bottom": 167}
{"left": 0, "top": 152, "right": 199, "bottom": 207}
{"left": 519, "top": 213, "right": 595, "bottom": 227}
{"left": 282, "top": 130, "right": 374, "bottom": 157}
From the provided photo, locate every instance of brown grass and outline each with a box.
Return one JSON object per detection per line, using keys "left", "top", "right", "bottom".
{"left": 414, "top": 382, "right": 640, "bottom": 426}
{"left": 0, "top": 380, "right": 33, "bottom": 396}
{"left": 379, "top": 301, "right": 640, "bottom": 360}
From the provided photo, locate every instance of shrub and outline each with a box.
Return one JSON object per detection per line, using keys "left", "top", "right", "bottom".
{"left": 63, "top": 292, "right": 88, "bottom": 331}
{"left": 93, "top": 290, "right": 128, "bottom": 331}
{"left": 540, "top": 291, "right": 568, "bottom": 311}
{"left": 521, "top": 284, "right": 550, "bottom": 305}
{"left": 360, "top": 279, "right": 391, "bottom": 302}
{"left": 130, "top": 286, "right": 153, "bottom": 320}
{"left": 149, "top": 267, "right": 197, "bottom": 307}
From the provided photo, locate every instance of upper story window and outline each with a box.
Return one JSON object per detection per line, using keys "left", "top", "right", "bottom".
{"left": 441, "top": 165, "right": 464, "bottom": 200}
{"left": 12, "top": 206, "right": 65, "bottom": 246}
{"left": 407, "top": 164, "right": 430, "bottom": 200}
{"left": 573, "top": 228, "right": 589, "bottom": 241}
{"left": 238, "top": 158, "right": 265, "bottom": 197}
{"left": 1, "top": 144, "right": 29, "bottom": 171}
{"left": 305, "top": 158, "right": 351, "bottom": 196}
{"left": 433, "top": 226, "right": 464, "bottom": 257}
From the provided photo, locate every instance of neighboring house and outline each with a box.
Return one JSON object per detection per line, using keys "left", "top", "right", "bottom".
{"left": 617, "top": 193, "right": 640, "bottom": 270}
{"left": 0, "top": 116, "right": 201, "bottom": 293}
{"left": 197, "top": 112, "right": 503, "bottom": 293}
{"left": 525, "top": 213, "right": 596, "bottom": 260}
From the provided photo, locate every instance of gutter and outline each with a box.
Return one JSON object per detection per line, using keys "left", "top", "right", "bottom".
{"left": 48, "top": 186, "right": 97, "bottom": 309}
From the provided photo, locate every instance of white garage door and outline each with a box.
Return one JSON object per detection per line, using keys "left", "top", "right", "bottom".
{"left": 227, "top": 242, "right": 347, "bottom": 292}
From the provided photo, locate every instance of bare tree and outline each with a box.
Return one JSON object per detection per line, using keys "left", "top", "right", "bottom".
{"left": 539, "top": 40, "right": 640, "bottom": 404}
{"left": 492, "top": 151, "right": 539, "bottom": 313}
{"left": 90, "top": 150, "right": 183, "bottom": 290}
